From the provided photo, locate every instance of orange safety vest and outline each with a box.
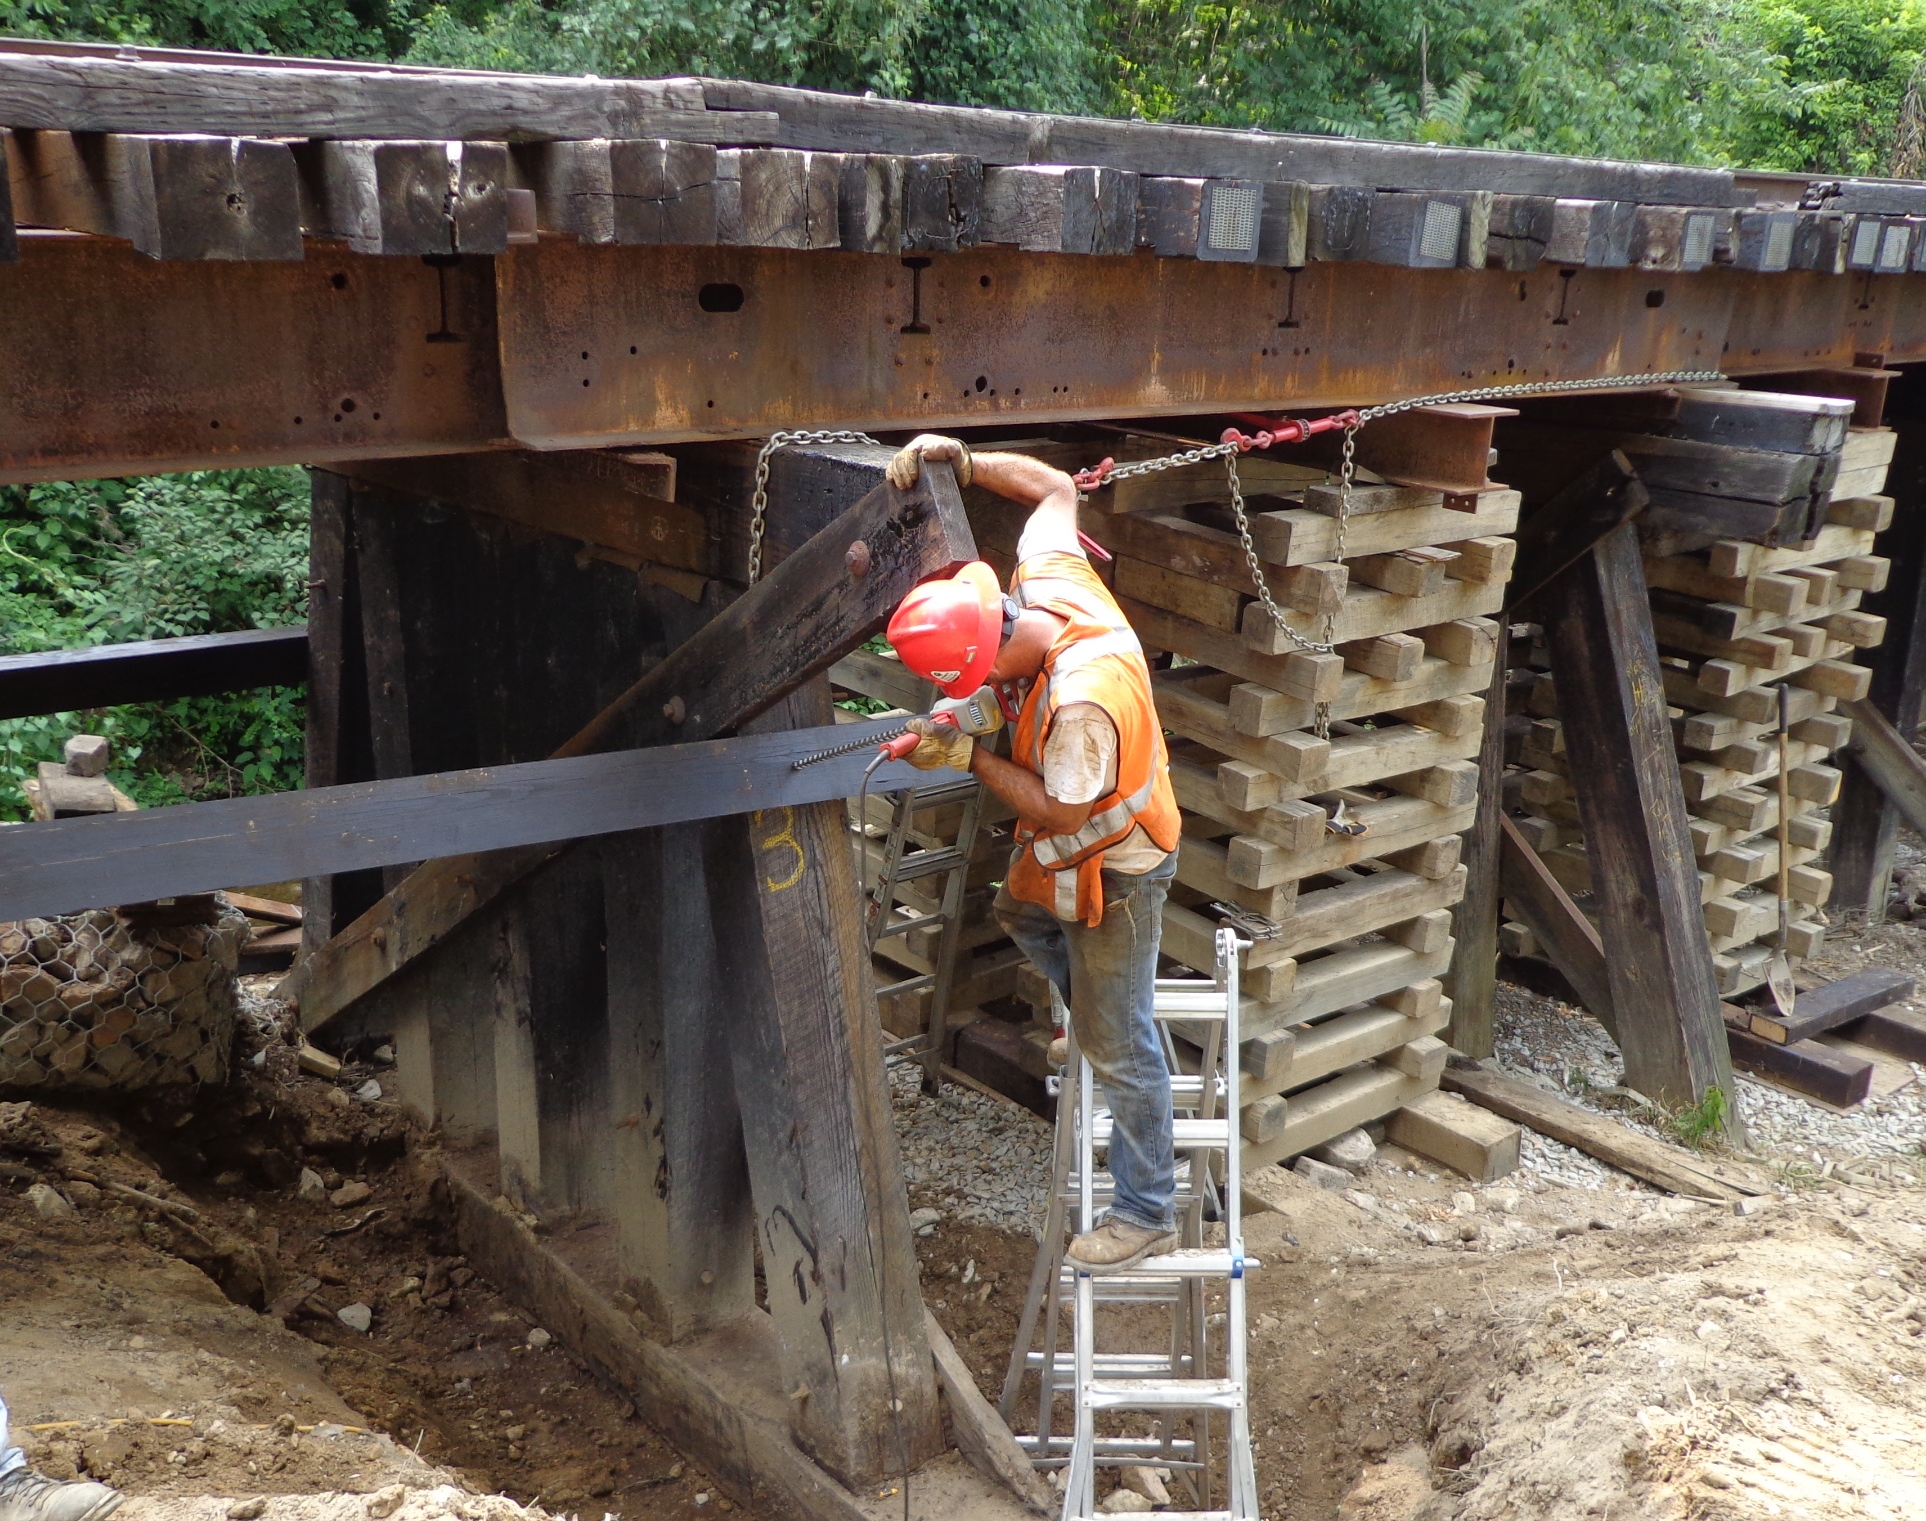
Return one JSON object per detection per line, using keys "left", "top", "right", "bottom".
{"left": 1004, "top": 549, "right": 1181, "bottom": 927}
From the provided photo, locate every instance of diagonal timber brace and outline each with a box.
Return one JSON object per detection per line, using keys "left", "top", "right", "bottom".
{"left": 288, "top": 455, "right": 974, "bottom": 1032}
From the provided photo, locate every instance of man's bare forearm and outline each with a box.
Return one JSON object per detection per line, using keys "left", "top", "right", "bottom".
{"left": 972, "top": 452, "right": 1081, "bottom": 546}
{"left": 970, "top": 747, "right": 1093, "bottom": 836}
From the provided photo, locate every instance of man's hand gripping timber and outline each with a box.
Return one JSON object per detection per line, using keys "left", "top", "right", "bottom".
{"left": 887, "top": 434, "right": 974, "bottom": 490}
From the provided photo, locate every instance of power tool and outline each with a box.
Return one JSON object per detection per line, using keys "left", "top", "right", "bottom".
{"left": 791, "top": 685, "right": 1007, "bottom": 770}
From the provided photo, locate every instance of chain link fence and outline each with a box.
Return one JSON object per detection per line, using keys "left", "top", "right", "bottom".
{"left": 0, "top": 899, "right": 250, "bottom": 1092}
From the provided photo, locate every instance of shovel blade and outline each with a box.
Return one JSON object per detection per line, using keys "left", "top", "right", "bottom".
{"left": 1766, "top": 952, "right": 1797, "bottom": 1021}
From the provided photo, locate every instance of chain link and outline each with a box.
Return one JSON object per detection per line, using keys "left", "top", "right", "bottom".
{"left": 749, "top": 429, "right": 885, "bottom": 583}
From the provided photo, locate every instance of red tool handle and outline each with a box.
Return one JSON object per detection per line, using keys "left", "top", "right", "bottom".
{"left": 880, "top": 712, "right": 958, "bottom": 761}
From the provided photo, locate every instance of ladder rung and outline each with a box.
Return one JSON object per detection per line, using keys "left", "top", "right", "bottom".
{"left": 1014, "top": 1436, "right": 1198, "bottom": 1459}
{"left": 893, "top": 847, "right": 968, "bottom": 881}
{"left": 1091, "top": 1115, "right": 1229, "bottom": 1148}
{"left": 877, "top": 972, "right": 935, "bottom": 998}
{"left": 874, "top": 911, "right": 947, "bottom": 940}
{"left": 1152, "top": 992, "right": 1230, "bottom": 1017}
{"left": 904, "top": 779, "right": 981, "bottom": 807}
{"left": 1135, "top": 1248, "right": 1258, "bottom": 1276}
{"left": 1027, "top": 1351, "right": 1192, "bottom": 1383}
{"left": 881, "top": 1033, "right": 931, "bottom": 1058}
{"left": 1084, "top": 1378, "right": 1242, "bottom": 1411}
{"left": 1073, "top": 1513, "right": 1234, "bottom": 1521}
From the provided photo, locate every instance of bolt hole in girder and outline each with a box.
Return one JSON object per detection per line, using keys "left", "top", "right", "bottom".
{"left": 699, "top": 283, "right": 745, "bottom": 313}
{"left": 1646, "top": 289, "right": 1666, "bottom": 308}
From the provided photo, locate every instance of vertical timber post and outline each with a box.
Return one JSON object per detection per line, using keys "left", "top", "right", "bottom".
{"left": 1446, "top": 627, "right": 1507, "bottom": 1055}
{"left": 707, "top": 684, "right": 942, "bottom": 1487}
{"left": 1544, "top": 525, "right": 1741, "bottom": 1129}
{"left": 601, "top": 823, "right": 757, "bottom": 1339}
{"left": 1831, "top": 365, "right": 1926, "bottom": 920}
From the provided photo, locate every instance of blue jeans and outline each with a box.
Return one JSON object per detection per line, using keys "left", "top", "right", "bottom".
{"left": 995, "top": 851, "right": 1178, "bottom": 1233}
{"left": 0, "top": 1392, "right": 22, "bottom": 1477}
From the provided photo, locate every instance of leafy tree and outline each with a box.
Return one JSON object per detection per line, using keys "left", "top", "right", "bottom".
{"left": 0, "top": 471, "right": 310, "bottom": 817}
{"left": 1727, "top": 0, "right": 1926, "bottom": 173}
{"left": 0, "top": 0, "right": 413, "bottom": 57}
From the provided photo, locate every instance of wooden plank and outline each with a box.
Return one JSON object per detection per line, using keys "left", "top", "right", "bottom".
{"left": 602, "top": 824, "right": 755, "bottom": 1341}
{"left": 700, "top": 77, "right": 1741, "bottom": 206}
{"left": 1440, "top": 1064, "right": 1766, "bottom": 1198}
{"left": 0, "top": 127, "right": 14, "bottom": 263}
{"left": 707, "top": 686, "right": 941, "bottom": 1485}
{"left": 1385, "top": 1089, "right": 1521, "bottom": 1181}
{"left": 1251, "top": 492, "right": 1523, "bottom": 566}
{"left": 0, "top": 714, "right": 953, "bottom": 927}
{"left": 980, "top": 164, "right": 1137, "bottom": 255}
{"left": 1830, "top": 375, "right": 1926, "bottom": 918}
{"left": 1497, "top": 812, "right": 1617, "bottom": 1035}
{"left": 1727, "top": 1026, "right": 1874, "bottom": 1107}
{"left": 290, "top": 460, "right": 973, "bottom": 1031}
{"left": 509, "top": 138, "right": 616, "bottom": 244}
{"left": 299, "top": 138, "right": 505, "bottom": 256}
{"left": 340, "top": 451, "right": 716, "bottom": 578}
{"left": 441, "top": 1160, "right": 896, "bottom": 1521}
{"left": 1836, "top": 1004, "right": 1926, "bottom": 1064}
{"left": 1240, "top": 577, "right": 1506, "bottom": 654}
{"left": 0, "top": 52, "right": 776, "bottom": 142}
{"left": 1841, "top": 696, "right": 1926, "bottom": 837}
{"left": 1744, "top": 968, "right": 1915, "bottom": 1045}
{"left": 1445, "top": 633, "right": 1505, "bottom": 1056}
{"left": 922, "top": 1310, "right": 1054, "bottom": 1516}
{"left": 0, "top": 626, "right": 306, "bottom": 719}
{"left": 615, "top": 139, "right": 719, "bottom": 245}
{"left": 1243, "top": 1065, "right": 1428, "bottom": 1169}
{"left": 1544, "top": 522, "right": 1738, "bottom": 1119}
{"left": 10, "top": 128, "right": 303, "bottom": 259}
{"left": 1505, "top": 451, "right": 1647, "bottom": 607}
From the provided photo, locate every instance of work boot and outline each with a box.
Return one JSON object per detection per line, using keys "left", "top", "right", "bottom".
{"left": 1066, "top": 1219, "right": 1177, "bottom": 1275}
{"left": 0, "top": 1467, "right": 125, "bottom": 1521}
{"left": 1046, "top": 1035, "right": 1068, "bottom": 1068}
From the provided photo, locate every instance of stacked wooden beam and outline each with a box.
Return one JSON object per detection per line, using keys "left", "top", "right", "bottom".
{"left": 1501, "top": 390, "right": 1898, "bottom": 1002}
{"left": 966, "top": 418, "right": 1518, "bottom": 1163}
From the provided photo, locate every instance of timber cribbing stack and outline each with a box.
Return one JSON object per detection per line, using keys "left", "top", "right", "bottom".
{"left": 952, "top": 424, "right": 1518, "bottom": 1162}
{"left": 1502, "top": 381, "right": 1900, "bottom": 1001}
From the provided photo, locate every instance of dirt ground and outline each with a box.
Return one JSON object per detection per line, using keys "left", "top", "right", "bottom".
{"left": 0, "top": 971, "right": 1922, "bottom": 1521}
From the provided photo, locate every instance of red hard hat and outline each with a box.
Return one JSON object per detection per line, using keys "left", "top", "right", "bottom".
{"left": 888, "top": 561, "right": 1004, "bottom": 699}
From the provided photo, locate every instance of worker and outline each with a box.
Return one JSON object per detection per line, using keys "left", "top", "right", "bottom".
{"left": 0, "top": 1392, "right": 123, "bottom": 1521}
{"left": 884, "top": 435, "right": 1182, "bottom": 1274}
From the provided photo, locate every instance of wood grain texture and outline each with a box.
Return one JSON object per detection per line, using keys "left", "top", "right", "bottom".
{"left": 698, "top": 77, "right": 1740, "bottom": 205}
{"left": 708, "top": 683, "right": 941, "bottom": 1484}
{"left": 601, "top": 824, "right": 756, "bottom": 1340}
{"left": 1441, "top": 1064, "right": 1766, "bottom": 1198}
{"left": 1444, "top": 633, "right": 1505, "bottom": 1056}
{"left": 0, "top": 52, "right": 775, "bottom": 142}
{"left": 1545, "top": 523, "right": 1740, "bottom": 1122}
{"left": 290, "top": 460, "right": 974, "bottom": 1031}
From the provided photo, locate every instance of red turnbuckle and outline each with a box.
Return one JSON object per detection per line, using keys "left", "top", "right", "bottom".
{"left": 1071, "top": 456, "right": 1116, "bottom": 492}
{"left": 1220, "top": 408, "right": 1361, "bottom": 453}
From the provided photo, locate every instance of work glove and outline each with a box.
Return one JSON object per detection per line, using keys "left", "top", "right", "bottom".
{"left": 902, "top": 716, "right": 975, "bottom": 772}
{"left": 887, "top": 434, "right": 974, "bottom": 490}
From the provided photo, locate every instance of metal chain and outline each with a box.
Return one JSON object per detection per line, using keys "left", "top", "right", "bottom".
{"left": 749, "top": 429, "right": 884, "bottom": 583}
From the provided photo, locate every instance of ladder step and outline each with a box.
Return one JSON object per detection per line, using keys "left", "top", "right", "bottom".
{"left": 873, "top": 911, "right": 948, "bottom": 940}
{"left": 1027, "top": 1351, "right": 1192, "bottom": 1382}
{"left": 1073, "top": 1512, "right": 1235, "bottom": 1521}
{"left": 1014, "top": 1436, "right": 1198, "bottom": 1460}
{"left": 1152, "top": 991, "right": 1230, "bottom": 1017}
{"left": 903, "top": 779, "right": 981, "bottom": 807}
{"left": 1084, "top": 1378, "right": 1243, "bottom": 1411}
{"left": 1091, "top": 1115, "right": 1229, "bottom": 1148}
{"left": 877, "top": 972, "right": 935, "bottom": 998}
{"left": 1056, "top": 1249, "right": 1257, "bottom": 1286}
{"left": 893, "top": 847, "right": 968, "bottom": 881}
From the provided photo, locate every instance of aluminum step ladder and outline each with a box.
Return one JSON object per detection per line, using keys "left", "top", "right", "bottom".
{"left": 998, "top": 926, "right": 1259, "bottom": 1521}
{"left": 864, "top": 775, "right": 984, "bottom": 1093}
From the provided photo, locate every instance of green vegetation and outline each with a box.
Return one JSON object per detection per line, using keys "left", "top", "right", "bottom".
{"left": 3, "top": 1, "right": 1925, "bottom": 810}
{"left": 1667, "top": 1084, "right": 1732, "bottom": 1148}
{"left": 0, "top": 472, "right": 309, "bottom": 819}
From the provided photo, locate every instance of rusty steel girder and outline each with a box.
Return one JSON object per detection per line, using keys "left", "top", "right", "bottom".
{"left": 0, "top": 236, "right": 508, "bottom": 483}
{"left": 5, "top": 231, "right": 1926, "bottom": 484}
{"left": 497, "top": 242, "right": 1740, "bottom": 447}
